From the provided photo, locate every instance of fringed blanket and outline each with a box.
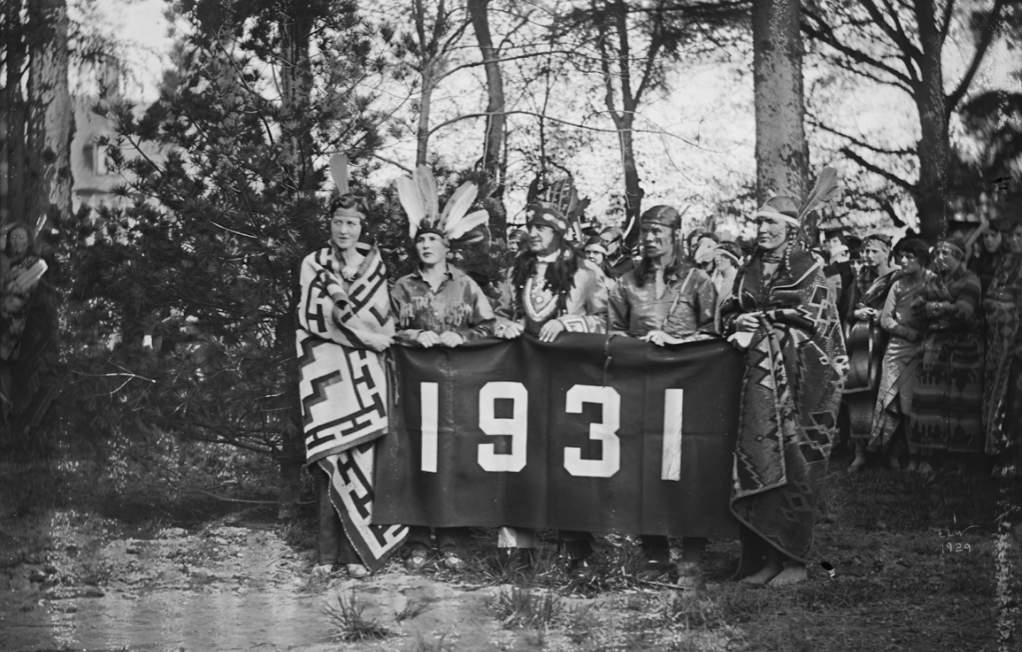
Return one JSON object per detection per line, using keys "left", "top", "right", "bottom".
{"left": 983, "top": 254, "right": 1022, "bottom": 458}
{"left": 907, "top": 267, "right": 984, "bottom": 454}
{"left": 724, "top": 249, "right": 846, "bottom": 562}
{"left": 297, "top": 243, "right": 407, "bottom": 570}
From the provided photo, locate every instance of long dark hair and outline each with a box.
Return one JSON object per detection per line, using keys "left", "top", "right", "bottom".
{"left": 509, "top": 244, "right": 582, "bottom": 317}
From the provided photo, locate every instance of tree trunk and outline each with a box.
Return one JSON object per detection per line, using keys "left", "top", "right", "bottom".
{"left": 277, "top": 3, "right": 316, "bottom": 519}
{"left": 614, "top": 114, "right": 643, "bottom": 244}
{"left": 26, "top": 0, "right": 73, "bottom": 227}
{"left": 913, "top": 0, "right": 950, "bottom": 242}
{"left": 752, "top": 0, "right": 808, "bottom": 203}
{"left": 279, "top": 2, "right": 315, "bottom": 194}
{"left": 416, "top": 68, "right": 434, "bottom": 167}
{"left": 468, "top": 0, "right": 505, "bottom": 187}
{"left": 3, "top": 1, "right": 29, "bottom": 227}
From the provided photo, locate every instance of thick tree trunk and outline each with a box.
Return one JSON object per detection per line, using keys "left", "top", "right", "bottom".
{"left": 26, "top": 0, "right": 73, "bottom": 227}
{"left": 914, "top": 0, "right": 950, "bottom": 242}
{"left": 468, "top": 0, "right": 505, "bottom": 187}
{"left": 279, "top": 3, "right": 315, "bottom": 194}
{"left": 3, "top": 1, "right": 29, "bottom": 227}
{"left": 752, "top": 0, "right": 808, "bottom": 203}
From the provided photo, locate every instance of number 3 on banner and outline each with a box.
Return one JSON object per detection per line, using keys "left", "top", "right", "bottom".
{"left": 564, "top": 385, "right": 621, "bottom": 477}
{"left": 477, "top": 381, "right": 528, "bottom": 472}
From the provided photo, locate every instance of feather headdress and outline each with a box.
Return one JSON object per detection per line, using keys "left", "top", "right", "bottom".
{"left": 396, "top": 166, "right": 489, "bottom": 245}
{"left": 525, "top": 169, "right": 589, "bottom": 240}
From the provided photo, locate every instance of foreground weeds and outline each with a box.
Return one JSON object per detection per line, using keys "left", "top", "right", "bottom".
{"left": 324, "top": 590, "right": 393, "bottom": 642}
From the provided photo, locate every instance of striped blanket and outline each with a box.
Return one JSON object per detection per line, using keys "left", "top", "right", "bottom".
{"left": 297, "top": 243, "right": 407, "bottom": 569}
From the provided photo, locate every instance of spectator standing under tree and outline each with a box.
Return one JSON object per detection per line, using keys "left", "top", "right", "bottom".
{"left": 906, "top": 235, "right": 985, "bottom": 475}
{"left": 847, "top": 233, "right": 900, "bottom": 472}
{"left": 720, "top": 184, "right": 845, "bottom": 587}
{"left": 0, "top": 222, "right": 48, "bottom": 426}
{"left": 391, "top": 165, "right": 495, "bottom": 572}
{"left": 607, "top": 204, "right": 717, "bottom": 589}
{"left": 866, "top": 238, "right": 933, "bottom": 470}
{"left": 982, "top": 216, "right": 1022, "bottom": 478}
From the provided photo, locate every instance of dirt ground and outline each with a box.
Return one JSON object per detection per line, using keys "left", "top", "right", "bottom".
{"left": 1, "top": 457, "right": 1019, "bottom": 652}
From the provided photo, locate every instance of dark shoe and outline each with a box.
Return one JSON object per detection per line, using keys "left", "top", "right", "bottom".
{"left": 635, "top": 558, "right": 673, "bottom": 581}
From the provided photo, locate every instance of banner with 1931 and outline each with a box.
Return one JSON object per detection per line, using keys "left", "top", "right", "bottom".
{"left": 373, "top": 334, "right": 743, "bottom": 539}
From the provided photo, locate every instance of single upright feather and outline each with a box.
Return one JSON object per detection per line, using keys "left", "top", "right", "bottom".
{"left": 413, "top": 166, "right": 439, "bottom": 223}
{"left": 329, "top": 154, "right": 350, "bottom": 195}
{"left": 396, "top": 175, "right": 426, "bottom": 238}
{"left": 799, "top": 166, "right": 839, "bottom": 222}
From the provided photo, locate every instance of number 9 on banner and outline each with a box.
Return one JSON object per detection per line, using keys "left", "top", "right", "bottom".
{"left": 476, "top": 381, "right": 528, "bottom": 472}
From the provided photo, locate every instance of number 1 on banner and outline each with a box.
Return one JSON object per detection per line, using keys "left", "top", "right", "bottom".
{"left": 661, "top": 389, "right": 684, "bottom": 480}
{"left": 477, "top": 381, "right": 528, "bottom": 472}
{"left": 419, "top": 382, "right": 439, "bottom": 473}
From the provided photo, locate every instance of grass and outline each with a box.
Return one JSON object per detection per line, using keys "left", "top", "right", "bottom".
{"left": 323, "top": 590, "right": 393, "bottom": 642}
{"left": 491, "top": 585, "right": 563, "bottom": 630}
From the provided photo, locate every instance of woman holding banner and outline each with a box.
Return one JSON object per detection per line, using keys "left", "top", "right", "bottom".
{"left": 296, "top": 156, "right": 404, "bottom": 578}
{"left": 392, "top": 164, "right": 494, "bottom": 572}
{"left": 720, "top": 188, "right": 846, "bottom": 586}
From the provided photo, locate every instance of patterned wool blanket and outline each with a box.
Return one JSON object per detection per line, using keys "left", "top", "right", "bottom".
{"left": 724, "top": 249, "right": 846, "bottom": 563}
{"left": 296, "top": 243, "right": 407, "bottom": 570}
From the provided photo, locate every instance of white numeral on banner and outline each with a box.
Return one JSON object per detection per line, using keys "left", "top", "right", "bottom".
{"left": 661, "top": 389, "right": 684, "bottom": 480}
{"left": 563, "top": 385, "right": 621, "bottom": 478}
{"left": 477, "top": 381, "right": 529, "bottom": 472}
{"left": 420, "top": 382, "right": 439, "bottom": 473}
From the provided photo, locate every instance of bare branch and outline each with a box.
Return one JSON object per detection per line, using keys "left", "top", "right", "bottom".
{"left": 946, "top": 0, "right": 1005, "bottom": 114}
{"left": 801, "top": 6, "right": 917, "bottom": 89}
{"left": 938, "top": 0, "right": 956, "bottom": 40}
{"left": 807, "top": 115, "right": 916, "bottom": 157}
{"left": 841, "top": 146, "right": 915, "bottom": 192}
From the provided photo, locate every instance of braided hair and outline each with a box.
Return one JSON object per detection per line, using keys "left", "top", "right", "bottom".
{"left": 509, "top": 245, "right": 582, "bottom": 318}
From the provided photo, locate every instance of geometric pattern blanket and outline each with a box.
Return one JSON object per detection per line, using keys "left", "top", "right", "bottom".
{"left": 297, "top": 243, "right": 406, "bottom": 569}
{"left": 723, "top": 248, "right": 847, "bottom": 563}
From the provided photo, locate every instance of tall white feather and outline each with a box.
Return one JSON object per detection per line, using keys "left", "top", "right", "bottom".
{"left": 439, "top": 182, "right": 478, "bottom": 235}
{"left": 396, "top": 176, "right": 426, "bottom": 239}
{"left": 414, "top": 166, "right": 439, "bottom": 222}
{"left": 445, "top": 209, "right": 489, "bottom": 241}
{"left": 329, "top": 154, "right": 350, "bottom": 195}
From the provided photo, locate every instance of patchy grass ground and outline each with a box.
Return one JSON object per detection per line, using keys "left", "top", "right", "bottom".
{"left": 1, "top": 451, "right": 1018, "bottom": 651}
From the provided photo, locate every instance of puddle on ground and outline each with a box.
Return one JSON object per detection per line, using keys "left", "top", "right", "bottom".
{"left": 1, "top": 588, "right": 335, "bottom": 651}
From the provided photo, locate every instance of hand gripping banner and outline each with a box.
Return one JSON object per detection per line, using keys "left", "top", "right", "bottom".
{"left": 374, "top": 335, "right": 743, "bottom": 539}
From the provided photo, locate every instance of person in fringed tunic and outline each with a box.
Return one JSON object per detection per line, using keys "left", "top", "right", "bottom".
{"left": 391, "top": 164, "right": 495, "bottom": 572}
{"left": 982, "top": 218, "right": 1022, "bottom": 477}
{"left": 720, "top": 194, "right": 846, "bottom": 586}
{"left": 846, "top": 233, "right": 900, "bottom": 471}
{"left": 906, "top": 235, "right": 985, "bottom": 472}
{"left": 866, "top": 238, "right": 932, "bottom": 470}
{"left": 607, "top": 204, "right": 717, "bottom": 588}
{"left": 296, "top": 156, "right": 406, "bottom": 578}
{"left": 495, "top": 199, "right": 608, "bottom": 567}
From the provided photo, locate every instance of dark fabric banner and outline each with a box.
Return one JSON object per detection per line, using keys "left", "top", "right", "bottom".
{"left": 374, "top": 334, "right": 744, "bottom": 539}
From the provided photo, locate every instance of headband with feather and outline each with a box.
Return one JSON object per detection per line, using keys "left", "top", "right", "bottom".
{"left": 396, "top": 166, "right": 489, "bottom": 246}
